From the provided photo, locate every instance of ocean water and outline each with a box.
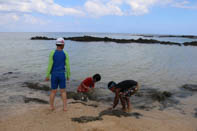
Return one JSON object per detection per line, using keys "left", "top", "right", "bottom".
{"left": 0, "top": 32, "right": 197, "bottom": 118}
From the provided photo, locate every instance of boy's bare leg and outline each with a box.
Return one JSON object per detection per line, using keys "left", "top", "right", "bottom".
{"left": 120, "top": 96, "right": 126, "bottom": 112}
{"left": 60, "top": 89, "right": 67, "bottom": 111}
{"left": 50, "top": 89, "right": 57, "bottom": 110}
{"left": 125, "top": 97, "right": 132, "bottom": 112}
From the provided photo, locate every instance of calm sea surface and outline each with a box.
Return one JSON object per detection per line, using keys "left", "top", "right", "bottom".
{"left": 0, "top": 32, "right": 197, "bottom": 117}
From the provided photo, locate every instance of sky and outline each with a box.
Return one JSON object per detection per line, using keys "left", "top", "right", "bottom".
{"left": 0, "top": 0, "right": 197, "bottom": 35}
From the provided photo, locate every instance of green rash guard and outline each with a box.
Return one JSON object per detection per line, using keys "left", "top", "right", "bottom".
{"left": 46, "top": 50, "right": 71, "bottom": 79}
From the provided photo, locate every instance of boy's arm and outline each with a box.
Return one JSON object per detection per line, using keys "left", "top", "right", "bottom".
{"left": 64, "top": 51, "right": 71, "bottom": 80}
{"left": 112, "top": 89, "right": 120, "bottom": 109}
{"left": 80, "top": 82, "right": 90, "bottom": 90}
{"left": 46, "top": 51, "right": 54, "bottom": 79}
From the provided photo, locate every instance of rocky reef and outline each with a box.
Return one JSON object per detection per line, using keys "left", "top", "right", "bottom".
{"left": 21, "top": 81, "right": 197, "bottom": 119}
{"left": 31, "top": 36, "right": 182, "bottom": 46}
{"left": 181, "top": 84, "right": 197, "bottom": 91}
{"left": 194, "top": 108, "right": 197, "bottom": 118}
{"left": 24, "top": 97, "right": 49, "bottom": 104}
{"left": 183, "top": 41, "right": 197, "bottom": 46}
{"left": 23, "top": 82, "right": 50, "bottom": 91}
{"left": 30, "top": 36, "right": 55, "bottom": 40}
{"left": 71, "top": 109, "right": 143, "bottom": 123}
{"left": 22, "top": 81, "right": 179, "bottom": 111}
{"left": 30, "top": 35, "right": 197, "bottom": 46}
{"left": 135, "top": 34, "right": 197, "bottom": 39}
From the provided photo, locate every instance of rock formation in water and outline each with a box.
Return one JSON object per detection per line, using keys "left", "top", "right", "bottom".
{"left": 181, "top": 84, "right": 197, "bottom": 91}
{"left": 30, "top": 36, "right": 197, "bottom": 46}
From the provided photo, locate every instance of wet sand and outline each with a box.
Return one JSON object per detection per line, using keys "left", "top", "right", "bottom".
{"left": 0, "top": 99, "right": 197, "bottom": 131}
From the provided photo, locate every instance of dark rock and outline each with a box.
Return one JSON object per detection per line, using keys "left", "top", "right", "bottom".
{"left": 31, "top": 35, "right": 197, "bottom": 46}
{"left": 31, "top": 36, "right": 55, "bottom": 40}
{"left": 30, "top": 36, "right": 183, "bottom": 46}
{"left": 194, "top": 112, "right": 197, "bottom": 118}
{"left": 136, "top": 34, "right": 197, "bottom": 39}
{"left": 67, "top": 91, "right": 78, "bottom": 99}
{"left": 67, "top": 91, "right": 88, "bottom": 101}
{"left": 158, "top": 35, "right": 197, "bottom": 39}
{"left": 158, "top": 99, "right": 179, "bottom": 111}
{"left": 3, "top": 72, "right": 13, "bottom": 75}
{"left": 71, "top": 110, "right": 143, "bottom": 123}
{"left": 68, "top": 101, "right": 98, "bottom": 108}
{"left": 132, "top": 87, "right": 178, "bottom": 110}
{"left": 130, "top": 112, "right": 143, "bottom": 119}
{"left": 181, "top": 84, "right": 197, "bottom": 91}
{"left": 99, "top": 110, "right": 143, "bottom": 119}
{"left": 194, "top": 108, "right": 197, "bottom": 118}
{"left": 9, "top": 95, "right": 48, "bottom": 104}
{"left": 83, "top": 91, "right": 98, "bottom": 101}
{"left": 24, "top": 97, "right": 49, "bottom": 104}
{"left": 142, "top": 35, "right": 154, "bottom": 37}
{"left": 151, "top": 91, "right": 172, "bottom": 102}
{"left": 136, "top": 105, "right": 154, "bottom": 111}
{"left": 63, "top": 36, "right": 182, "bottom": 46}
{"left": 72, "top": 116, "right": 103, "bottom": 123}
{"left": 174, "top": 90, "right": 193, "bottom": 98}
{"left": 23, "top": 82, "right": 50, "bottom": 91}
{"left": 183, "top": 41, "right": 197, "bottom": 46}
{"left": 67, "top": 91, "right": 98, "bottom": 101}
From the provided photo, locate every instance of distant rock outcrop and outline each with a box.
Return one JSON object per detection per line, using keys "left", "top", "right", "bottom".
{"left": 30, "top": 35, "right": 197, "bottom": 46}
{"left": 136, "top": 34, "right": 197, "bottom": 39}
{"left": 181, "top": 84, "right": 197, "bottom": 91}
{"left": 183, "top": 41, "right": 197, "bottom": 46}
{"left": 31, "top": 36, "right": 55, "bottom": 40}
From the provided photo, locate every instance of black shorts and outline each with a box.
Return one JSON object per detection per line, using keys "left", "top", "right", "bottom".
{"left": 120, "top": 86, "right": 138, "bottom": 97}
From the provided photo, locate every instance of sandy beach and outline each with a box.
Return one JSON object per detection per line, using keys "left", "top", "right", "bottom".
{"left": 1, "top": 98, "right": 197, "bottom": 131}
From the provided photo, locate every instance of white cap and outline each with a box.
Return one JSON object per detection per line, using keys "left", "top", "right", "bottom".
{"left": 56, "top": 37, "right": 65, "bottom": 45}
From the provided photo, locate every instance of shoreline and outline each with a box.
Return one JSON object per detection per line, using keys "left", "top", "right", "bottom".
{"left": 1, "top": 74, "right": 197, "bottom": 130}
{"left": 1, "top": 99, "right": 197, "bottom": 131}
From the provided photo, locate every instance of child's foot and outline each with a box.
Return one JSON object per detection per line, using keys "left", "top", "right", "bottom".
{"left": 49, "top": 106, "right": 55, "bottom": 111}
{"left": 63, "top": 107, "right": 67, "bottom": 112}
{"left": 127, "top": 108, "right": 132, "bottom": 113}
{"left": 121, "top": 108, "right": 127, "bottom": 112}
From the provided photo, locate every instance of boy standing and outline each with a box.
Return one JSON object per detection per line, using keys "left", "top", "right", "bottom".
{"left": 108, "top": 80, "right": 139, "bottom": 112}
{"left": 45, "top": 38, "right": 70, "bottom": 111}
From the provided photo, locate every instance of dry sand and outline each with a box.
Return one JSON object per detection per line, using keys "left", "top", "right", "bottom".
{"left": 0, "top": 99, "right": 197, "bottom": 131}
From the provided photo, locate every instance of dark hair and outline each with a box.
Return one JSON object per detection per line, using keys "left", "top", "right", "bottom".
{"left": 93, "top": 74, "right": 101, "bottom": 82}
{"left": 108, "top": 81, "right": 116, "bottom": 89}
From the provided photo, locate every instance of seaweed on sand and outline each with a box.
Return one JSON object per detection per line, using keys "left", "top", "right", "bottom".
{"left": 71, "top": 109, "right": 143, "bottom": 123}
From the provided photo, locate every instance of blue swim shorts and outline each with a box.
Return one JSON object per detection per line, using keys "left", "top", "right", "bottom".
{"left": 51, "top": 72, "right": 66, "bottom": 90}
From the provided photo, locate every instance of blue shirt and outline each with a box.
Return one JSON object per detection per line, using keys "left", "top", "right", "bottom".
{"left": 51, "top": 50, "right": 66, "bottom": 73}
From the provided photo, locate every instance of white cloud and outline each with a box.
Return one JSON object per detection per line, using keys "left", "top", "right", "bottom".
{"left": 173, "top": 0, "right": 197, "bottom": 9}
{"left": 0, "top": 13, "right": 48, "bottom": 26}
{"left": 0, "top": 0, "right": 84, "bottom": 16}
{"left": 0, "top": 13, "right": 20, "bottom": 25}
{"left": 23, "top": 14, "right": 47, "bottom": 25}
{"left": 84, "top": 0, "right": 123, "bottom": 17}
{"left": 0, "top": 0, "right": 196, "bottom": 19}
{"left": 11, "top": 14, "right": 19, "bottom": 21}
{"left": 84, "top": 0, "right": 175, "bottom": 16}
{"left": 125, "top": 0, "right": 158, "bottom": 15}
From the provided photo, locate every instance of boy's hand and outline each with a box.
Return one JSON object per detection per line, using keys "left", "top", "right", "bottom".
{"left": 88, "top": 88, "right": 94, "bottom": 93}
{"left": 45, "top": 77, "right": 49, "bottom": 81}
